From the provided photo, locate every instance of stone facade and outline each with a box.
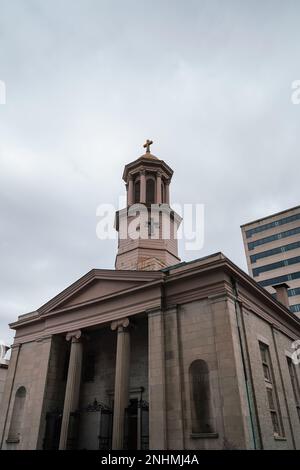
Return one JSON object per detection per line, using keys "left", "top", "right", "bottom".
{"left": 0, "top": 253, "right": 300, "bottom": 450}
{"left": 0, "top": 339, "right": 52, "bottom": 449}
{"left": 0, "top": 365, "right": 8, "bottom": 412}
{"left": 0, "top": 343, "right": 9, "bottom": 410}
{"left": 115, "top": 150, "right": 181, "bottom": 270}
{"left": 1, "top": 148, "right": 300, "bottom": 450}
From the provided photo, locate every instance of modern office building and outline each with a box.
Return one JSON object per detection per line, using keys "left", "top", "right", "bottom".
{"left": 241, "top": 205, "right": 300, "bottom": 317}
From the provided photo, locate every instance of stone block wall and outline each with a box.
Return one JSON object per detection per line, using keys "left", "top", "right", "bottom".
{"left": 242, "top": 307, "right": 300, "bottom": 449}
{"left": 148, "top": 294, "right": 300, "bottom": 450}
{"left": 0, "top": 365, "right": 8, "bottom": 412}
{"left": 148, "top": 298, "right": 249, "bottom": 450}
{"left": 0, "top": 337, "right": 52, "bottom": 450}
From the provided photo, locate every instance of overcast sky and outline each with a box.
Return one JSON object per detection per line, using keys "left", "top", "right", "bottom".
{"left": 0, "top": 0, "right": 299, "bottom": 345}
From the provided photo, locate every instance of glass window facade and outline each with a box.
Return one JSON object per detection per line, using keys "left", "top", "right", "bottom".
{"left": 250, "top": 241, "right": 300, "bottom": 263}
{"left": 290, "top": 304, "right": 300, "bottom": 313}
{"left": 245, "top": 213, "right": 300, "bottom": 238}
{"left": 288, "top": 287, "right": 300, "bottom": 297}
{"left": 252, "top": 256, "right": 300, "bottom": 277}
{"left": 258, "top": 271, "right": 300, "bottom": 287}
{"left": 248, "top": 227, "right": 300, "bottom": 251}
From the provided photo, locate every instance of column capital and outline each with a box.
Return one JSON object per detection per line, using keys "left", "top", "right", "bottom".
{"left": 140, "top": 169, "right": 146, "bottom": 176}
{"left": 111, "top": 317, "right": 130, "bottom": 331}
{"left": 66, "top": 330, "right": 82, "bottom": 342}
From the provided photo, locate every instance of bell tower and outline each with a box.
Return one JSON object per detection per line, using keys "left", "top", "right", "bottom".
{"left": 115, "top": 141, "right": 182, "bottom": 271}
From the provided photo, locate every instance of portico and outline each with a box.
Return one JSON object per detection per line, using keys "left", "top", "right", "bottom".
{"left": 55, "top": 313, "right": 149, "bottom": 450}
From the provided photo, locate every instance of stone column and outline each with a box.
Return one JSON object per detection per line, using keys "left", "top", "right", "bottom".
{"left": 128, "top": 176, "right": 133, "bottom": 206}
{"left": 59, "top": 330, "right": 83, "bottom": 450}
{"left": 126, "top": 183, "right": 129, "bottom": 206}
{"left": 111, "top": 318, "right": 131, "bottom": 450}
{"left": 148, "top": 309, "right": 167, "bottom": 449}
{"left": 165, "top": 181, "right": 170, "bottom": 205}
{"left": 164, "top": 305, "right": 184, "bottom": 449}
{"left": 156, "top": 171, "right": 162, "bottom": 204}
{"left": 140, "top": 170, "right": 146, "bottom": 204}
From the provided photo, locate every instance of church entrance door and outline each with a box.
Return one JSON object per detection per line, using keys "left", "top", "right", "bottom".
{"left": 124, "top": 399, "right": 138, "bottom": 450}
{"left": 43, "top": 411, "right": 62, "bottom": 450}
{"left": 124, "top": 399, "right": 149, "bottom": 450}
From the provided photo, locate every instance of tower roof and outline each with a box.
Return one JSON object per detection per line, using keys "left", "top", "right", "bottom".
{"left": 122, "top": 155, "right": 173, "bottom": 181}
{"left": 138, "top": 152, "right": 159, "bottom": 160}
{"left": 122, "top": 141, "right": 173, "bottom": 182}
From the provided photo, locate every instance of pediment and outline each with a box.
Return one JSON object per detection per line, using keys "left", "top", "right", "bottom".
{"left": 38, "top": 269, "right": 162, "bottom": 314}
{"left": 57, "top": 278, "right": 141, "bottom": 309}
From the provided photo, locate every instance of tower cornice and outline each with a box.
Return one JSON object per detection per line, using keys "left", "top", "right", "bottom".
{"left": 122, "top": 156, "right": 173, "bottom": 182}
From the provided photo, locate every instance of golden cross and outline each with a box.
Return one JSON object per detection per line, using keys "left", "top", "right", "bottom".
{"left": 143, "top": 139, "right": 153, "bottom": 153}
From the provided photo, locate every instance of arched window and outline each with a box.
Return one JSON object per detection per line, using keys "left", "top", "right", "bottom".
{"left": 7, "top": 386, "right": 26, "bottom": 443}
{"left": 146, "top": 178, "right": 155, "bottom": 205}
{"left": 189, "top": 360, "right": 214, "bottom": 434}
{"left": 134, "top": 180, "right": 140, "bottom": 204}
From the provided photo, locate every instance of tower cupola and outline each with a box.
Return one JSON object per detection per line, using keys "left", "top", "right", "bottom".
{"left": 115, "top": 141, "right": 181, "bottom": 271}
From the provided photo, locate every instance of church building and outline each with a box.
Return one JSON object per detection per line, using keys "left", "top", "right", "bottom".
{"left": 1, "top": 143, "right": 300, "bottom": 450}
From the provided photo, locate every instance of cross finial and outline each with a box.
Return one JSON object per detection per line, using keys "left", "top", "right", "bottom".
{"left": 143, "top": 139, "right": 153, "bottom": 153}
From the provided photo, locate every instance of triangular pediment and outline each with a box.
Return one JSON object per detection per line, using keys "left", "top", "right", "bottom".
{"left": 38, "top": 269, "right": 162, "bottom": 314}
{"left": 57, "top": 278, "right": 141, "bottom": 309}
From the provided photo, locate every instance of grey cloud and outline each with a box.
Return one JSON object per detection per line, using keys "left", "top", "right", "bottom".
{"left": 0, "top": 0, "right": 299, "bottom": 344}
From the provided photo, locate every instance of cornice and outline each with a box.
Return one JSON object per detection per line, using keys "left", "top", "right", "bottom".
{"left": 237, "top": 294, "right": 299, "bottom": 341}
{"left": 9, "top": 252, "right": 300, "bottom": 343}
{"left": 164, "top": 255, "right": 300, "bottom": 332}
{"left": 10, "top": 277, "right": 164, "bottom": 330}
{"left": 13, "top": 293, "right": 162, "bottom": 344}
{"left": 222, "top": 259, "right": 300, "bottom": 330}
{"left": 37, "top": 268, "right": 163, "bottom": 315}
{"left": 123, "top": 157, "right": 173, "bottom": 181}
